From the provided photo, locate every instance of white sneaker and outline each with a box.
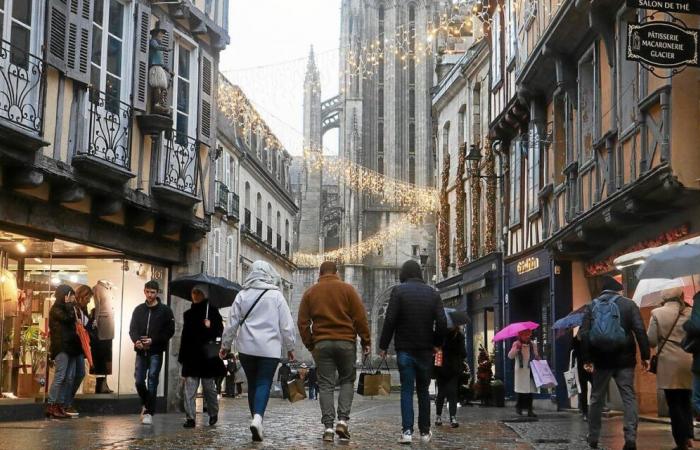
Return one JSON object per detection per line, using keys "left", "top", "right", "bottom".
{"left": 141, "top": 413, "right": 152, "bottom": 425}
{"left": 399, "top": 430, "right": 413, "bottom": 444}
{"left": 250, "top": 414, "right": 263, "bottom": 442}
{"left": 420, "top": 431, "right": 432, "bottom": 443}
{"left": 323, "top": 428, "right": 335, "bottom": 442}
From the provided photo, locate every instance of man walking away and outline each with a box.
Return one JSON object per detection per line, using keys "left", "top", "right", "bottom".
{"left": 278, "top": 362, "right": 291, "bottom": 400}
{"left": 129, "top": 280, "right": 175, "bottom": 425}
{"left": 307, "top": 365, "right": 319, "bottom": 400}
{"left": 297, "top": 261, "right": 371, "bottom": 443}
{"left": 580, "top": 275, "right": 650, "bottom": 450}
{"left": 379, "top": 260, "right": 447, "bottom": 445}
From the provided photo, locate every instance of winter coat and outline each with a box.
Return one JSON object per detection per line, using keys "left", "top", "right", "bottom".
{"left": 379, "top": 260, "right": 447, "bottom": 352}
{"left": 128, "top": 298, "right": 175, "bottom": 355}
{"left": 92, "top": 280, "right": 115, "bottom": 340}
{"left": 49, "top": 286, "right": 81, "bottom": 359}
{"left": 648, "top": 300, "right": 692, "bottom": 389}
{"left": 580, "top": 291, "right": 651, "bottom": 370}
{"left": 435, "top": 330, "right": 467, "bottom": 380}
{"left": 178, "top": 300, "right": 226, "bottom": 379}
{"left": 682, "top": 296, "right": 700, "bottom": 373}
{"left": 508, "top": 340, "right": 540, "bottom": 394}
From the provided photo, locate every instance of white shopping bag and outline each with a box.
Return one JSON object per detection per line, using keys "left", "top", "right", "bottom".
{"left": 563, "top": 351, "right": 579, "bottom": 398}
{"left": 530, "top": 359, "right": 558, "bottom": 389}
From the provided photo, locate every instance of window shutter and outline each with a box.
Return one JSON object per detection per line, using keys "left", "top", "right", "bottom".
{"left": 66, "top": 0, "right": 93, "bottom": 84}
{"left": 224, "top": 153, "right": 231, "bottom": 188}
{"left": 46, "top": 0, "right": 68, "bottom": 72}
{"left": 198, "top": 49, "right": 216, "bottom": 147}
{"left": 132, "top": 0, "right": 151, "bottom": 111}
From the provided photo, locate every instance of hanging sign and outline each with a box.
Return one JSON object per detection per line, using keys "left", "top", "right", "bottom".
{"left": 626, "top": 0, "right": 700, "bottom": 14}
{"left": 627, "top": 21, "right": 699, "bottom": 69}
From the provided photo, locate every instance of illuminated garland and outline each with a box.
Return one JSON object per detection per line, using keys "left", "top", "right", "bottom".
{"left": 484, "top": 139, "right": 497, "bottom": 254}
{"left": 455, "top": 144, "right": 467, "bottom": 266}
{"left": 439, "top": 153, "right": 450, "bottom": 277}
{"left": 304, "top": 149, "right": 439, "bottom": 214}
{"left": 470, "top": 159, "right": 482, "bottom": 260}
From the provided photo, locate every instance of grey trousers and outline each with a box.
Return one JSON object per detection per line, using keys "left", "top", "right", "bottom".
{"left": 588, "top": 367, "right": 638, "bottom": 444}
{"left": 183, "top": 377, "right": 219, "bottom": 420}
{"left": 313, "top": 340, "right": 357, "bottom": 428}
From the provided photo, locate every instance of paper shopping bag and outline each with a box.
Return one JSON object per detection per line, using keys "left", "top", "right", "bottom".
{"left": 530, "top": 359, "right": 558, "bottom": 389}
{"left": 563, "top": 351, "right": 579, "bottom": 398}
{"left": 287, "top": 378, "right": 307, "bottom": 403}
{"left": 357, "top": 357, "right": 391, "bottom": 396}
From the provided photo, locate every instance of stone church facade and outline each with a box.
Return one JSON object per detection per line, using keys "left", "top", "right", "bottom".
{"left": 291, "top": 0, "right": 439, "bottom": 360}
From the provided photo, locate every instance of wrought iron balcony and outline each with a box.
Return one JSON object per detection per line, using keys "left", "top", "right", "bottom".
{"left": 152, "top": 130, "right": 200, "bottom": 205}
{"left": 276, "top": 234, "right": 282, "bottom": 252}
{"left": 0, "top": 39, "right": 45, "bottom": 134}
{"left": 73, "top": 88, "right": 134, "bottom": 183}
{"left": 228, "top": 192, "right": 240, "bottom": 220}
{"left": 267, "top": 227, "right": 273, "bottom": 246}
{"left": 256, "top": 218, "right": 263, "bottom": 237}
{"left": 215, "top": 181, "right": 229, "bottom": 213}
{"left": 244, "top": 208, "right": 251, "bottom": 228}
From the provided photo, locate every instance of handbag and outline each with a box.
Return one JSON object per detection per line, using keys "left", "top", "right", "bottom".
{"left": 202, "top": 303, "right": 222, "bottom": 360}
{"left": 563, "top": 350, "right": 579, "bottom": 398}
{"left": 287, "top": 377, "right": 307, "bottom": 403}
{"left": 357, "top": 356, "right": 391, "bottom": 396}
{"left": 650, "top": 310, "right": 682, "bottom": 375}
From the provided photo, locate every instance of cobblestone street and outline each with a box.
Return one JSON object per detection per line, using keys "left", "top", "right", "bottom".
{"left": 0, "top": 395, "right": 683, "bottom": 449}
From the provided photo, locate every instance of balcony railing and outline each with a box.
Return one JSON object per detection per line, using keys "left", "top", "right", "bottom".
{"left": 229, "top": 192, "right": 240, "bottom": 219}
{"left": 215, "top": 181, "right": 228, "bottom": 212}
{"left": 0, "top": 39, "right": 45, "bottom": 133}
{"left": 244, "top": 208, "right": 251, "bottom": 229}
{"left": 157, "top": 130, "right": 200, "bottom": 196}
{"left": 276, "top": 234, "right": 282, "bottom": 251}
{"left": 267, "top": 227, "right": 273, "bottom": 246}
{"left": 256, "top": 218, "right": 263, "bottom": 237}
{"left": 79, "top": 88, "right": 133, "bottom": 169}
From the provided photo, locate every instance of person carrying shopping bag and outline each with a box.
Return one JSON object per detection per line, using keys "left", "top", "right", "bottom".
{"left": 434, "top": 324, "right": 466, "bottom": 428}
{"left": 220, "top": 261, "right": 296, "bottom": 442}
{"left": 507, "top": 329, "right": 541, "bottom": 417}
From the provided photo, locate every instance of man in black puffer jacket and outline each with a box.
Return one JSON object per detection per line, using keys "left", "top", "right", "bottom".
{"left": 129, "top": 280, "right": 175, "bottom": 424}
{"left": 379, "top": 260, "right": 446, "bottom": 444}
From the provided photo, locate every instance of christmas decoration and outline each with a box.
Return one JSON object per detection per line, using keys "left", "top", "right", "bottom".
{"left": 473, "top": 344, "right": 493, "bottom": 404}
{"left": 470, "top": 159, "right": 482, "bottom": 260}
{"left": 484, "top": 139, "right": 497, "bottom": 254}
{"left": 455, "top": 144, "right": 467, "bottom": 266}
{"left": 439, "top": 153, "right": 451, "bottom": 277}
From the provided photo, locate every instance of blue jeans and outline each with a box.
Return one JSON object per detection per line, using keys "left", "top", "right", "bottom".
{"left": 239, "top": 353, "right": 279, "bottom": 417}
{"left": 693, "top": 373, "right": 700, "bottom": 415}
{"left": 48, "top": 352, "right": 78, "bottom": 405}
{"left": 308, "top": 383, "right": 318, "bottom": 400}
{"left": 66, "top": 354, "right": 86, "bottom": 407}
{"left": 397, "top": 350, "right": 433, "bottom": 434}
{"left": 134, "top": 353, "right": 163, "bottom": 415}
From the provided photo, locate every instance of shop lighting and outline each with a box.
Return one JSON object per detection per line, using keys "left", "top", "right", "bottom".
{"left": 69, "top": 275, "right": 78, "bottom": 283}
{"left": 15, "top": 242, "right": 26, "bottom": 253}
{"left": 51, "top": 276, "right": 61, "bottom": 286}
{"left": 34, "top": 258, "right": 42, "bottom": 263}
{"left": 0, "top": 275, "right": 5, "bottom": 283}
{"left": 615, "top": 259, "right": 646, "bottom": 271}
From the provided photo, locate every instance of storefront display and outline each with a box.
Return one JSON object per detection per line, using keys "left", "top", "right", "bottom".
{"left": 0, "top": 231, "right": 169, "bottom": 403}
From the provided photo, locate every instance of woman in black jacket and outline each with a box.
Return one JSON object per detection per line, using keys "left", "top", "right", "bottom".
{"left": 683, "top": 292, "right": 700, "bottom": 421}
{"left": 434, "top": 326, "right": 467, "bottom": 428}
{"left": 47, "top": 285, "right": 80, "bottom": 419}
{"left": 178, "top": 285, "right": 226, "bottom": 428}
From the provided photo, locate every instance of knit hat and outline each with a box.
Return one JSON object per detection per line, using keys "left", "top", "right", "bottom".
{"left": 192, "top": 284, "right": 209, "bottom": 298}
{"left": 600, "top": 275, "right": 623, "bottom": 293}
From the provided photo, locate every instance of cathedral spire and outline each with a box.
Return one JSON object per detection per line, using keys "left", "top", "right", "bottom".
{"left": 305, "top": 45, "right": 320, "bottom": 85}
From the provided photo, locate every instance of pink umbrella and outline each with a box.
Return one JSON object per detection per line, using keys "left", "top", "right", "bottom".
{"left": 492, "top": 321, "right": 540, "bottom": 342}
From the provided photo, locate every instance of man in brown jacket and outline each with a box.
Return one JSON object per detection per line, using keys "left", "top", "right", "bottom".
{"left": 297, "top": 261, "right": 371, "bottom": 443}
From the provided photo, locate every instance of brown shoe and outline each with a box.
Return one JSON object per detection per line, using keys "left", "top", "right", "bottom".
{"left": 46, "top": 404, "right": 68, "bottom": 419}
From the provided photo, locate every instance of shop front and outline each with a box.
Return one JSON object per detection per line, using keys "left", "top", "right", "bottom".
{"left": 504, "top": 247, "right": 572, "bottom": 407}
{"left": 0, "top": 229, "right": 172, "bottom": 420}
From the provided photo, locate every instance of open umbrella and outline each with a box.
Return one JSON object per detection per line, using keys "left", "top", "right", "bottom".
{"left": 492, "top": 321, "right": 539, "bottom": 342}
{"left": 632, "top": 277, "right": 692, "bottom": 308}
{"left": 636, "top": 244, "right": 700, "bottom": 280}
{"left": 169, "top": 273, "right": 242, "bottom": 308}
{"left": 553, "top": 304, "right": 589, "bottom": 331}
{"left": 443, "top": 308, "right": 470, "bottom": 329}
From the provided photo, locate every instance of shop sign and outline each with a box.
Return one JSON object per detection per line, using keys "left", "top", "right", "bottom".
{"left": 627, "top": 21, "right": 699, "bottom": 69}
{"left": 626, "top": 0, "right": 700, "bottom": 14}
{"left": 516, "top": 257, "right": 540, "bottom": 275}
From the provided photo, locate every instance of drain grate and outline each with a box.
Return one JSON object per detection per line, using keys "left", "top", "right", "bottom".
{"left": 533, "top": 438, "right": 571, "bottom": 444}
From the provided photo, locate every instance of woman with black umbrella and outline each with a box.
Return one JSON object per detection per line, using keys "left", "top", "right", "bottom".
{"left": 434, "top": 321, "right": 466, "bottom": 428}
{"left": 178, "top": 284, "right": 226, "bottom": 428}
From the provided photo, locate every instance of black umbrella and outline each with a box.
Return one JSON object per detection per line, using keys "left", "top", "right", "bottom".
{"left": 169, "top": 273, "right": 242, "bottom": 308}
{"left": 449, "top": 310, "right": 470, "bottom": 327}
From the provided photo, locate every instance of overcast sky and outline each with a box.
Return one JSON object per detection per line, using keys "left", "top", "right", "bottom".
{"left": 220, "top": 1, "right": 342, "bottom": 155}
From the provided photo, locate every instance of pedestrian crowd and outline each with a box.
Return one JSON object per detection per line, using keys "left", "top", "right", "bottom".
{"left": 43, "top": 260, "right": 700, "bottom": 450}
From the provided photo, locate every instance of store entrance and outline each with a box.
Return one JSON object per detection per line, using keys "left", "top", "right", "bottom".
{"left": 508, "top": 279, "right": 551, "bottom": 360}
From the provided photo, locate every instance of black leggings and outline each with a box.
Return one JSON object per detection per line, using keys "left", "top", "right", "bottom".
{"left": 516, "top": 393, "right": 534, "bottom": 411}
{"left": 436, "top": 375, "right": 459, "bottom": 417}
{"left": 665, "top": 389, "right": 694, "bottom": 447}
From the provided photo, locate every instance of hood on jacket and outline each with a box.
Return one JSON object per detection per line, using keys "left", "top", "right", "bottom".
{"left": 399, "top": 260, "right": 423, "bottom": 283}
{"left": 55, "top": 284, "right": 74, "bottom": 304}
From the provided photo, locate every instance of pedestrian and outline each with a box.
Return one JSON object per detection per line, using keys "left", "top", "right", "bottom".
{"left": 220, "top": 260, "right": 296, "bottom": 442}
{"left": 128, "top": 280, "right": 175, "bottom": 425}
{"left": 46, "top": 285, "right": 80, "bottom": 419}
{"left": 647, "top": 287, "right": 694, "bottom": 450}
{"left": 297, "top": 260, "right": 371, "bottom": 443}
{"left": 683, "top": 292, "right": 700, "bottom": 422}
{"left": 223, "top": 353, "right": 237, "bottom": 397}
{"left": 507, "top": 329, "right": 540, "bottom": 417}
{"left": 64, "top": 285, "right": 94, "bottom": 418}
{"left": 571, "top": 328, "right": 591, "bottom": 420}
{"left": 278, "top": 362, "right": 291, "bottom": 400}
{"left": 580, "top": 275, "right": 650, "bottom": 450}
{"left": 378, "top": 260, "right": 447, "bottom": 445}
{"left": 178, "top": 284, "right": 226, "bottom": 428}
{"left": 307, "top": 366, "right": 319, "bottom": 400}
{"left": 434, "top": 324, "right": 466, "bottom": 428}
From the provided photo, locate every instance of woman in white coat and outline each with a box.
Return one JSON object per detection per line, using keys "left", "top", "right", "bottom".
{"left": 220, "top": 261, "right": 296, "bottom": 442}
{"left": 507, "top": 329, "right": 540, "bottom": 417}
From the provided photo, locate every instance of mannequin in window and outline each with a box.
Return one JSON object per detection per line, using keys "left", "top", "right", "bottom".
{"left": 91, "top": 280, "right": 115, "bottom": 394}
{"left": 149, "top": 23, "right": 172, "bottom": 116}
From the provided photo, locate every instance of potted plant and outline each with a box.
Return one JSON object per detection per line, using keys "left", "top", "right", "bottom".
{"left": 17, "top": 325, "right": 46, "bottom": 397}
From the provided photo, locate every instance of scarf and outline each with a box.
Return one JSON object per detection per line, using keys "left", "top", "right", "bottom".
{"left": 242, "top": 260, "right": 281, "bottom": 291}
{"left": 516, "top": 341, "right": 535, "bottom": 369}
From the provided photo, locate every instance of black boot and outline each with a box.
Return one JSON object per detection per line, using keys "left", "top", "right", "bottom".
{"left": 96, "top": 377, "right": 114, "bottom": 394}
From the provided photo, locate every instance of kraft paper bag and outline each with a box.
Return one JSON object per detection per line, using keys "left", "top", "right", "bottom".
{"left": 530, "top": 359, "right": 558, "bottom": 389}
{"left": 287, "top": 378, "right": 307, "bottom": 403}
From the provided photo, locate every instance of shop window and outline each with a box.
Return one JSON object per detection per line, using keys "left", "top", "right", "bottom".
{"left": 0, "top": 232, "right": 169, "bottom": 402}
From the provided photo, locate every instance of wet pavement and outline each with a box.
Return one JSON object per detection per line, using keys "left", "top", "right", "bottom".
{"left": 0, "top": 395, "right": 682, "bottom": 449}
